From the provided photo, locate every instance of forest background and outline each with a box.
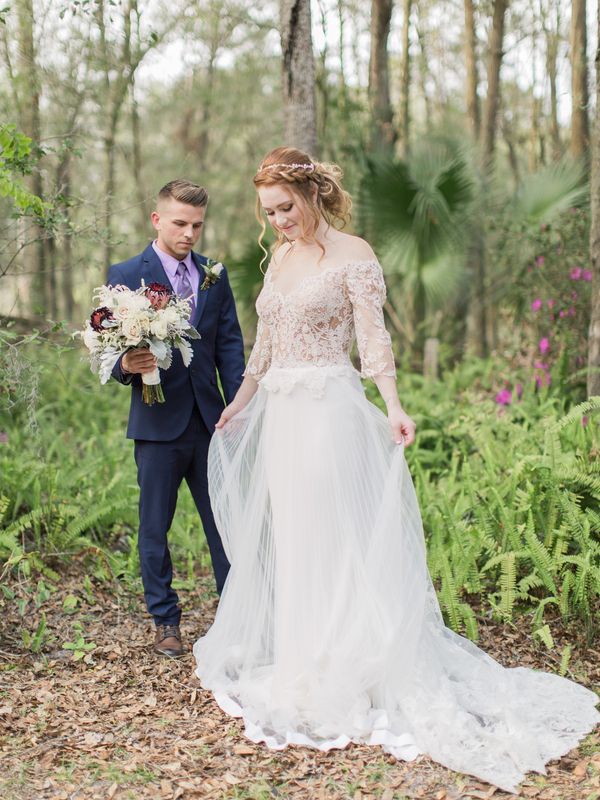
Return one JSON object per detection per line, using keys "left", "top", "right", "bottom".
{"left": 1, "top": 1, "right": 600, "bottom": 798}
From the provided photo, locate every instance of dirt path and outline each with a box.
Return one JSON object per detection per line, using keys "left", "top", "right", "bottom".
{"left": 1, "top": 568, "right": 598, "bottom": 800}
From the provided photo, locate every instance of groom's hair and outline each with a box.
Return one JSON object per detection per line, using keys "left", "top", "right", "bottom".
{"left": 157, "top": 180, "right": 208, "bottom": 208}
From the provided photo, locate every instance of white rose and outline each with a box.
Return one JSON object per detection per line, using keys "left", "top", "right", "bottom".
{"left": 114, "top": 304, "right": 132, "bottom": 320}
{"left": 150, "top": 317, "right": 169, "bottom": 339}
{"left": 161, "top": 307, "right": 179, "bottom": 324}
{"left": 136, "top": 312, "right": 151, "bottom": 334}
{"left": 121, "top": 318, "right": 142, "bottom": 345}
{"left": 211, "top": 262, "right": 224, "bottom": 276}
{"left": 118, "top": 293, "right": 149, "bottom": 312}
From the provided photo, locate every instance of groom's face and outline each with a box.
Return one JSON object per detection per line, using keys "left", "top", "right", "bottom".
{"left": 151, "top": 198, "right": 206, "bottom": 259}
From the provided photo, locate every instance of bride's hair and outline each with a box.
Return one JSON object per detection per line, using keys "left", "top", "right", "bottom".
{"left": 253, "top": 146, "right": 352, "bottom": 269}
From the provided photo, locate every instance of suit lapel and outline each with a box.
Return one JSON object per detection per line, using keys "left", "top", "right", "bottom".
{"left": 191, "top": 252, "right": 210, "bottom": 327}
{"left": 141, "top": 244, "right": 174, "bottom": 291}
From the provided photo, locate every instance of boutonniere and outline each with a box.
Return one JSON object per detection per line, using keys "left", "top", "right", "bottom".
{"left": 200, "top": 258, "right": 224, "bottom": 291}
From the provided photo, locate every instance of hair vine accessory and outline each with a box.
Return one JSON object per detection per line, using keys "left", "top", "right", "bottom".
{"left": 258, "top": 162, "right": 316, "bottom": 173}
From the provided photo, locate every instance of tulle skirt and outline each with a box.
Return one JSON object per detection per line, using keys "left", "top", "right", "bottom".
{"left": 193, "top": 365, "right": 599, "bottom": 793}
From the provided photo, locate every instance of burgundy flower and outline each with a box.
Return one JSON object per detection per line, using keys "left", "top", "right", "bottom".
{"left": 90, "top": 306, "right": 114, "bottom": 332}
{"left": 145, "top": 282, "right": 172, "bottom": 309}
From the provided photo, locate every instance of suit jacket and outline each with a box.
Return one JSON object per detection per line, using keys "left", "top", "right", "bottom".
{"left": 108, "top": 244, "right": 245, "bottom": 441}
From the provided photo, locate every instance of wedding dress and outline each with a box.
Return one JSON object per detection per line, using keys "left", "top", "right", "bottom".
{"left": 193, "top": 259, "right": 599, "bottom": 793}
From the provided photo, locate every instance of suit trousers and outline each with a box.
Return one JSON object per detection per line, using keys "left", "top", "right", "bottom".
{"left": 134, "top": 405, "right": 230, "bottom": 626}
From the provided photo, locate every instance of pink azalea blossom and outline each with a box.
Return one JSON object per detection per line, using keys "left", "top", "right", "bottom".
{"left": 495, "top": 389, "right": 512, "bottom": 406}
{"left": 570, "top": 267, "right": 582, "bottom": 280}
{"left": 582, "top": 269, "right": 592, "bottom": 282}
{"left": 531, "top": 298, "right": 542, "bottom": 312}
{"left": 539, "top": 337, "right": 550, "bottom": 354}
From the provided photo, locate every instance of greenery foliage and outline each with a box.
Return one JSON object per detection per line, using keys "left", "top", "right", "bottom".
{"left": 0, "top": 123, "right": 46, "bottom": 217}
{"left": 2, "top": 344, "right": 598, "bottom": 646}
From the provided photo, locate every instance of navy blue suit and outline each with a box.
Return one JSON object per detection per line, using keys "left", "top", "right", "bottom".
{"left": 108, "top": 244, "right": 245, "bottom": 625}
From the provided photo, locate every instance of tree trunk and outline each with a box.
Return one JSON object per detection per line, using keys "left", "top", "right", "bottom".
{"left": 571, "top": 0, "right": 590, "bottom": 158}
{"left": 416, "top": 16, "right": 432, "bottom": 133}
{"left": 588, "top": 5, "right": 600, "bottom": 396}
{"left": 16, "top": 0, "right": 47, "bottom": 313}
{"left": 466, "top": 0, "right": 508, "bottom": 357}
{"left": 368, "top": 0, "right": 395, "bottom": 154}
{"left": 130, "top": 79, "right": 149, "bottom": 233}
{"left": 465, "top": 230, "right": 488, "bottom": 357}
{"left": 464, "top": 0, "right": 480, "bottom": 139}
{"left": 482, "top": 0, "right": 509, "bottom": 169}
{"left": 398, "top": 0, "right": 413, "bottom": 158}
{"left": 60, "top": 165, "right": 74, "bottom": 321}
{"left": 280, "top": 0, "right": 318, "bottom": 155}
{"left": 96, "top": 0, "right": 156, "bottom": 266}
{"left": 502, "top": 114, "right": 520, "bottom": 189}
{"left": 543, "top": 1, "right": 561, "bottom": 159}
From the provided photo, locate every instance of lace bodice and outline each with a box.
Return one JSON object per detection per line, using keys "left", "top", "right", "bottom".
{"left": 244, "top": 259, "right": 396, "bottom": 381}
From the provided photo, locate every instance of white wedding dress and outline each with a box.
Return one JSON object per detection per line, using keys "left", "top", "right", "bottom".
{"left": 193, "top": 259, "right": 599, "bottom": 793}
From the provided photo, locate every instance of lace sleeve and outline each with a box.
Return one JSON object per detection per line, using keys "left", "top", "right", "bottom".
{"left": 243, "top": 317, "right": 272, "bottom": 381}
{"left": 346, "top": 260, "right": 396, "bottom": 379}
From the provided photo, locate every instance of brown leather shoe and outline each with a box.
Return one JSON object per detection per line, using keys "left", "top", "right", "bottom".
{"left": 154, "top": 624, "right": 184, "bottom": 657}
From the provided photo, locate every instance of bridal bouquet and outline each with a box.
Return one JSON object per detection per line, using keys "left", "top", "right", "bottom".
{"left": 79, "top": 281, "right": 200, "bottom": 405}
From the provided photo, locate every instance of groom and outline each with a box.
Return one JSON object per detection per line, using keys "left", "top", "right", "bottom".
{"left": 108, "top": 179, "right": 245, "bottom": 657}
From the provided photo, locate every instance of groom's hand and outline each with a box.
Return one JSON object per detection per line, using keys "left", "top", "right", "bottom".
{"left": 122, "top": 348, "right": 157, "bottom": 375}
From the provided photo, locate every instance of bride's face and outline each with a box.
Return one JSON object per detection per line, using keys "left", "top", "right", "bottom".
{"left": 258, "top": 184, "right": 306, "bottom": 241}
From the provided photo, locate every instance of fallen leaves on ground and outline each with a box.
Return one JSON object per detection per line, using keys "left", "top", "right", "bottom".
{"left": 0, "top": 565, "right": 598, "bottom": 800}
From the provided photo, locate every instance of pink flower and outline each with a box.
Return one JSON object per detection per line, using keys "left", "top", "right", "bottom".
{"left": 559, "top": 310, "right": 566, "bottom": 318}
{"left": 582, "top": 415, "right": 589, "bottom": 427}
{"left": 535, "top": 372, "right": 551, "bottom": 389}
{"left": 571, "top": 291, "right": 578, "bottom": 301}
{"left": 495, "top": 389, "right": 512, "bottom": 406}
{"left": 535, "top": 256, "right": 545, "bottom": 267}
{"left": 547, "top": 299, "right": 555, "bottom": 309}
{"left": 568, "top": 307, "right": 576, "bottom": 317}
{"left": 539, "top": 337, "right": 550, "bottom": 354}
{"left": 582, "top": 269, "right": 592, "bottom": 282}
{"left": 570, "top": 267, "right": 582, "bottom": 280}
{"left": 531, "top": 298, "right": 542, "bottom": 312}
{"left": 534, "top": 361, "right": 548, "bottom": 370}
{"left": 145, "top": 282, "right": 172, "bottom": 309}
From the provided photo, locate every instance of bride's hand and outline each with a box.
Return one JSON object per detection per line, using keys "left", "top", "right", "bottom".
{"left": 388, "top": 406, "right": 416, "bottom": 447}
{"left": 215, "top": 402, "right": 245, "bottom": 430}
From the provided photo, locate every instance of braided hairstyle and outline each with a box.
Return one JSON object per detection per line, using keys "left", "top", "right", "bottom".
{"left": 253, "top": 146, "right": 352, "bottom": 268}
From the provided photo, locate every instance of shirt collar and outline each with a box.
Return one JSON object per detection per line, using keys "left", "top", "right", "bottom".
{"left": 152, "top": 240, "right": 193, "bottom": 279}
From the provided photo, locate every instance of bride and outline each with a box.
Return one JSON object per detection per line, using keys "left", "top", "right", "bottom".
{"left": 193, "top": 146, "right": 599, "bottom": 793}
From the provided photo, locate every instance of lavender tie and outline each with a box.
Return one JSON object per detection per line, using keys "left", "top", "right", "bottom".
{"left": 176, "top": 261, "right": 196, "bottom": 319}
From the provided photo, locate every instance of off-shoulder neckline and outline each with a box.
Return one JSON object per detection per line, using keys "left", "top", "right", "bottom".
{"left": 265, "top": 258, "right": 380, "bottom": 300}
